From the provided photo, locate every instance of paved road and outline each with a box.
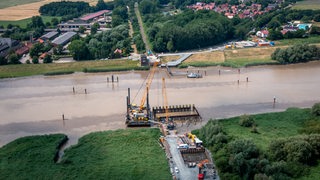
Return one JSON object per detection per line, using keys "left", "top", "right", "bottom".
{"left": 134, "top": 2, "right": 150, "bottom": 51}
{"left": 166, "top": 135, "right": 199, "bottom": 180}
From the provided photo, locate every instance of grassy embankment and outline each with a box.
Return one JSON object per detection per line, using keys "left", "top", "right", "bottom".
{"left": 292, "top": 0, "right": 320, "bottom": 10}
{"left": 179, "top": 35, "right": 320, "bottom": 68}
{"left": 0, "top": 128, "right": 171, "bottom": 180}
{"left": 203, "top": 107, "right": 320, "bottom": 179}
{"left": 0, "top": 16, "right": 60, "bottom": 29}
{"left": 0, "top": 59, "right": 145, "bottom": 78}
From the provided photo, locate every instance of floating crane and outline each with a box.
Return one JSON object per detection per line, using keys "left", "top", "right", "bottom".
{"left": 126, "top": 61, "right": 159, "bottom": 126}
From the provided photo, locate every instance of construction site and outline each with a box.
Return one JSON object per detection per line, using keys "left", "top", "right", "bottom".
{"left": 125, "top": 53, "right": 217, "bottom": 180}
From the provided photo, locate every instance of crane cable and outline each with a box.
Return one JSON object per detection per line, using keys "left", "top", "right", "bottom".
{"left": 131, "top": 71, "right": 149, "bottom": 104}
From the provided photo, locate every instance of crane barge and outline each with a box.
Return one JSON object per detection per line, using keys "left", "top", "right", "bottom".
{"left": 125, "top": 61, "right": 159, "bottom": 127}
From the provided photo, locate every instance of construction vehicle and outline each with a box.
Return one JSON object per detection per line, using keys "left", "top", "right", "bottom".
{"left": 198, "top": 159, "right": 209, "bottom": 180}
{"left": 162, "top": 77, "right": 175, "bottom": 130}
{"left": 187, "top": 132, "right": 196, "bottom": 143}
{"left": 126, "top": 61, "right": 159, "bottom": 126}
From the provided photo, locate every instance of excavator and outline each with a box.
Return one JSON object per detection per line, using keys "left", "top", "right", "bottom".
{"left": 198, "top": 159, "right": 209, "bottom": 180}
{"left": 126, "top": 61, "right": 159, "bottom": 126}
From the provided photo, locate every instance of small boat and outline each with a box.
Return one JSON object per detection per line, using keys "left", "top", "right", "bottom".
{"left": 187, "top": 72, "right": 202, "bottom": 78}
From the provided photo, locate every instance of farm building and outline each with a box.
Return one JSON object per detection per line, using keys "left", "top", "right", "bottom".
{"left": 39, "top": 31, "right": 59, "bottom": 42}
{"left": 52, "top": 32, "right": 77, "bottom": 46}
{"left": 0, "top": 38, "right": 19, "bottom": 57}
{"left": 80, "top": 10, "right": 111, "bottom": 21}
{"left": 58, "top": 20, "right": 91, "bottom": 32}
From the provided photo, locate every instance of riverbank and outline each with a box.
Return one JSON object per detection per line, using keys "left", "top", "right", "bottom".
{"left": 0, "top": 59, "right": 142, "bottom": 78}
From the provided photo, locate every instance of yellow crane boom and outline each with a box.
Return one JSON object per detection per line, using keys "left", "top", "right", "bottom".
{"left": 139, "top": 61, "right": 158, "bottom": 110}
{"left": 162, "top": 77, "right": 169, "bottom": 122}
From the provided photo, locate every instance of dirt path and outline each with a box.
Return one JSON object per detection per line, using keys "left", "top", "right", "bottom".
{"left": 134, "top": 2, "right": 150, "bottom": 51}
{"left": 128, "top": 18, "right": 138, "bottom": 54}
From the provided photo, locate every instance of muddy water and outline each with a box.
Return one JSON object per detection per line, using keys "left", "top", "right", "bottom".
{"left": 1, "top": 61, "right": 320, "bottom": 147}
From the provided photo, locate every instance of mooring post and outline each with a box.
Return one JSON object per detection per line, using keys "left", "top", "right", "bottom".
{"left": 219, "top": 69, "right": 221, "bottom": 76}
{"left": 62, "top": 114, "right": 65, "bottom": 120}
{"left": 111, "top": 75, "right": 114, "bottom": 83}
{"left": 107, "top": 77, "right": 109, "bottom": 83}
{"left": 117, "top": 76, "right": 119, "bottom": 82}
{"left": 85, "top": 89, "right": 87, "bottom": 94}
{"left": 72, "top": 86, "right": 75, "bottom": 94}
{"left": 246, "top": 77, "right": 249, "bottom": 82}
{"left": 238, "top": 68, "right": 240, "bottom": 74}
{"left": 205, "top": 71, "right": 206, "bottom": 76}
{"left": 237, "top": 80, "right": 239, "bottom": 84}
{"left": 273, "top": 96, "right": 276, "bottom": 104}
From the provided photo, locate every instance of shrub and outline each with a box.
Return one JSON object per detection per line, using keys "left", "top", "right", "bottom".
{"left": 239, "top": 114, "right": 255, "bottom": 127}
{"left": 311, "top": 102, "right": 320, "bottom": 116}
{"left": 44, "top": 71, "right": 74, "bottom": 76}
{"left": 32, "top": 56, "right": 39, "bottom": 64}
{"left": 251, "top": 124, "right": 259, "bottom": 133}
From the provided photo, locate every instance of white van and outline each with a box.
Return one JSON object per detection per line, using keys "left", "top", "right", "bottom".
{"left": 177, "top": 144, "right": 189, "bottom": 149}
{"left": 175, "top": 167, "right": 179, "bottom": 173}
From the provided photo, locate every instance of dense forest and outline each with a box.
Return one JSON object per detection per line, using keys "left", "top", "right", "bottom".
{"left": 144, "top": 10, "right": 234, "bottom": 52}
{"left": 39, "top": 1, "right": 93, "bottom": 21}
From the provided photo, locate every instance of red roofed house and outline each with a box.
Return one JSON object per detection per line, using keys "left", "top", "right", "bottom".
{"left": 15, "top": 42, "right": 33, "bottom": 56}
{"left": 204, "top": 3, "right": 215, "bottom": 10}
{"left": 256, "top": 30, "right": 269, "bottom": 38}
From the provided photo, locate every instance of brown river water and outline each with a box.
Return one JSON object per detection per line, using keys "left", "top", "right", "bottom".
{"left": 1, "top": 61, "right": 320, "bottom": 147}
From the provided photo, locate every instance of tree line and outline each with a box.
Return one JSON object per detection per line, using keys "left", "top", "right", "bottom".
{"left": 271, "top": 44, "right": 320, "bottom": 64}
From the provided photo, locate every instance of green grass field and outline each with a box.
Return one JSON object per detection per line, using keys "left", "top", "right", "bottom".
{"left": 0, "top": 59, "right": 141, "bottom": 78}
{"left": 276, "top": 35, "right": 320, "bottom": 46}
{"left": 218, "top": 108, "right": 311, "bottom": 150}
{"left": 0, "top": 16, "right": 60, "bottom": 29}
{"left": 0, "top": 0, "right": 42, "bottom": 9}
{"left": 0, "top": 128, "right": 171, "bottom": 180}
{"left": 292, "top": 0, "right": 320, "bottom": 10}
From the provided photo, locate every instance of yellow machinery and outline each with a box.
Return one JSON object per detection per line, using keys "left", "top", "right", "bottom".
{"left": 139, "top": 61, "right": 159, "bottom": 111}
{"left": 162, "top": 77, "right": 169, "bottom": 122}
{"left": 126, "top": 61, "right": 159, "bottom": 126}
{"left": 187, "top": 132, "right": 196, "bottom": 143}
{"left": 162, "top": 77, "right": 175, "bottom": 130}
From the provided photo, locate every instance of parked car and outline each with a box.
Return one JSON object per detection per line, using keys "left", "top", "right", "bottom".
{"left": 175, "top": 167, "right": 179, "bottom": 173}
